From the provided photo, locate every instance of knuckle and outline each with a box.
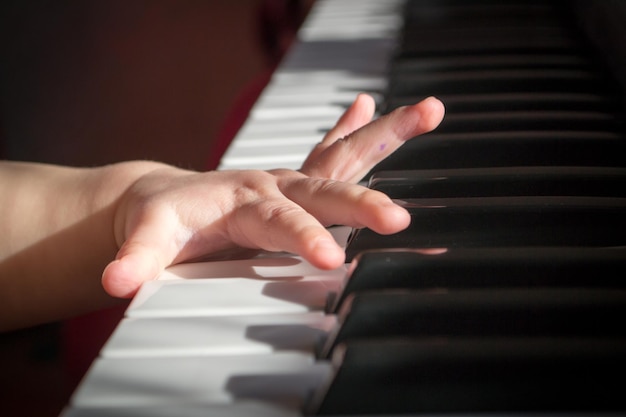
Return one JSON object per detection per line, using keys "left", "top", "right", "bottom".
{"left": 263, "top": 202, "right": 300, "bottom": 226}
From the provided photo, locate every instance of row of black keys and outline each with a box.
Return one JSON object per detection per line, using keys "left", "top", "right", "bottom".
{"left": 315, "top": 244, "right": 626, "bottom": 414}
{"left": 308, "top": 0, "right": 626, "bottom": 415}
{"left": 312, "top": 176, "right": 626, "bottom": 414}
{"left": 313, "top": 0, "right": 626, "bottom": 415}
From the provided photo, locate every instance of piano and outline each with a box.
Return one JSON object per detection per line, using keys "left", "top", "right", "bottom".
{"left": 60, "top": 0, "right": 626, "bottom": 416}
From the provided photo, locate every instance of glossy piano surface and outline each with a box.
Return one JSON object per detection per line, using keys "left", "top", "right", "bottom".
{"left": 60, "top": 0, "right": 626, "bottom": 416}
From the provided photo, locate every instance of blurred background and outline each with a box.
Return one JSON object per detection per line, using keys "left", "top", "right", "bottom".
{"left": 0, "top": 0, "right": 312, "bottom": 415}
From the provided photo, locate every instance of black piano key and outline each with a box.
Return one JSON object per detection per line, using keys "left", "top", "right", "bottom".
{"left": 311, "top": 338, "right": 626, "bottom": 415}
{"left": 398, "top": 38, "right": 586, "bottom": 64}
{"left": 400, "top": 1, "right": 583, "bottom": 54}
{"left": 401, "top": 14, "right": 578, "bottom": 51}
{"left": 385, "top": 92, "right": 619, "bottom": 114}
{"left": 344, "top": 196, "right": 626, "bottom": 261}
{"left": 404, "top": 10, "right": 570, "bottom": 30}
{"left": 367, "top": 166, "right": 626, "bottom": 199}
{"left": 321, "top": 288, "right": 626, "bottom": 358}
{"left": 331, "top": 247, "right": 626, "bottom": 313}
{"left": 388, "top": 68, "right": 613, "bottom": 97}
{"left": 399, "top": 35, "right": 583, "bottom": 59}
{"left": 403, "top": 0, "right": 569, "bottom": 26}
{"left": 424, "top": 111, "right": 619, "bottom": 134}
{"left": 390, "top": 52, "right": 593, "bottom": 74}
{"left": 370, "top": 130, "right": 626, "bottom": 171}
{"left": 398, "top": 26, "right": 588, "bottom": 55}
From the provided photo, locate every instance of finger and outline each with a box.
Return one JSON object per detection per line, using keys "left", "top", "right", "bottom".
{"left": 302, "top": 96, "right": 445, "bottom": 183}
{"left": 280, "top": 177, "right": 411, "bottom": 235}
{"left": 230, "top": 197, "right": 347, "bottom": 270}
{"left": 102, "top": 209, "right": 181, "bottom": 298}
{"left": 302, "top": 93, "right": 376, "bottom": 165}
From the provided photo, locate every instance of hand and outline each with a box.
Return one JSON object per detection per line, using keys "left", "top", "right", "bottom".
{"left": 101, "top": 95, "right": 445, "bottom": 298}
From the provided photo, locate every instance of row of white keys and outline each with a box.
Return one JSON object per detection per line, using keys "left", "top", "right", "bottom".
{"left": 62, "top": 228, "right": 351, "bottom": 417}
{"left": 60, "top": 1, "right": 404, "bottom": 416}
{"left": 63, "top": 257, "right": 343, "bottom": 417}
{"left": 218, "top": 0, "right": 405, "bottom": 171}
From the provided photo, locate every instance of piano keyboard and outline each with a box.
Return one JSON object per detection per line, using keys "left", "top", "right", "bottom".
{"left": 218, "top": 0, "right": 404, "bottom": 171}
{"left": 61, "top": 0, "right": 626, "bottom": 416}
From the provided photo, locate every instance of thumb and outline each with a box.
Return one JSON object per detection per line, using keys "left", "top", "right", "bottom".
{"left": 102, "top": 213, "right": 180, "bottom": 298}
{"left": 102, "top": 250, "right": 161, "bottom": 298}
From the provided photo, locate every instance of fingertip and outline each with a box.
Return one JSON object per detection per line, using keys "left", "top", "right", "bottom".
{"left": 387, "top": 202, "right": 412, "bottom": 232}
{"left": 102, "top": 253, "right": 160, "bottom": 298}
{"left": 420, "top": 96, "right": 446, "bottom": 132}
{"left": 347, "top": 93, "right": 376, "bottom": 126}
{"left": 368, "top": 200, "right": 411, "bottom": 235}
{"left": 427, "top": 95, "right": 446, "bottom": 117}
{"left": 355, "top": 92, "right": 376, "bottom": 112}
{"left": 102, "top": 260, "right": 132, "bottom": 298}
{"left": 307, "top": 237, "right": 346, "bottom": 270}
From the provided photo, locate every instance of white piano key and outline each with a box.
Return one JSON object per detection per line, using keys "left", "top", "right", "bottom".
{"left": 219, "top": 122, "right": 330, "bottom": 169}
{"left": 255, "top": 88, "right": 361, "bottom": 103}
{"left": 249, "top": 90, "right": 384, "bottom": 120}
{"left": 268, "top": 70, "right": 387, "bottom": 88}
{"left": 232, "top": 115, "right": 338, "bottom": 135}
{"left": 230, "top": 127, "right": 344, "bottom": 145}
{"left": 279, "top": 40, "right": 396, "bottom": 74}
{"left": 126, "top": 276, "right": 341, "bottom": 318}
{"left": 61, "top": 400, "right": 302, "bottom": 417}
{"left": 70, "top": 352, "right": 332, "bottom": 408}
{"left": 221, "top": 141, "right": 315, "bottom": 160}
{"left": 101, "top": 312, "right": 336, "bottom": 358}
{"left": 224, "top": 137, "right": 319, "bottom": 152}
{"left": 299, "top": 0, "right": 404, "bottom": 41}
{"left": 250, "top": 103, "right": 348, "bottom": 120}
{"left": 157, "top": 254, "right": 345, "bottom": 281}
{"left": 223, "top": 135, "right": 321, "bottom": 147}
{"left": 231, "top": 124, "right": 326, "bottom": 141}
{"left": 127, "top": 254, "right": 346, "bottom": 318}
{"left": 304, "top": 9, "right": 400, "bottom": 23}
{"left": 246, "top": 92, "right": 380, "bottom": 120}
{"left": 306, "top": 0, "right": 402, "bottom": 14}
{"left": 219, "top": 154, "right": 309, "bottom": 170}
{"left": 299, "top": 21, "right": 401, "bottom": 41}
{"left": 59, "top": 409, "right": 626, "bottom": 417}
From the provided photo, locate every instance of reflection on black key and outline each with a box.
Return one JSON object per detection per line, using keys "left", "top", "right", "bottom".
{"left": 310, "top": 338, "right": 626, "bottom": 415}
{"left": 321, "top": 288, "right": 626, "bottom": 357}
{"left": 388, "top": 69, "right": 611, "bottom": 98}
{"left": 331, "top": 247, "right": 626, "bottom": 312}
{"left": 390, "top": 52, "right": 592, "bottom": 74}
{"left": 367, "top": 166, "right": 626, "bottom": 199}
{"left": 386, "top": 92, "right": 619, "bottom": 114}
{"left": 371, "top": 130, "right": 626, "bottom": 171}
{"left": 344, "top": 196, "right": 626, "bottom": 261}
{"left": 432, "top": 111, "right": 618, "bottom": 133}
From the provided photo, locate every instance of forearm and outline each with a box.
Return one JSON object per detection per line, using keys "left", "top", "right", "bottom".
{"left": 0, "top": 160, "right": 164, "bottom": 331}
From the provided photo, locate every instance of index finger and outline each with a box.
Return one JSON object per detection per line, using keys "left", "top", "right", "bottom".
{"left": 301, "top": 96, "right": 445, "bottom": 183}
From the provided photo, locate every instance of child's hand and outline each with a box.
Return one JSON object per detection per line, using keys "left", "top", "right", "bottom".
{"left": 101, "top": 95, "right": 445, "bottom": 298}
